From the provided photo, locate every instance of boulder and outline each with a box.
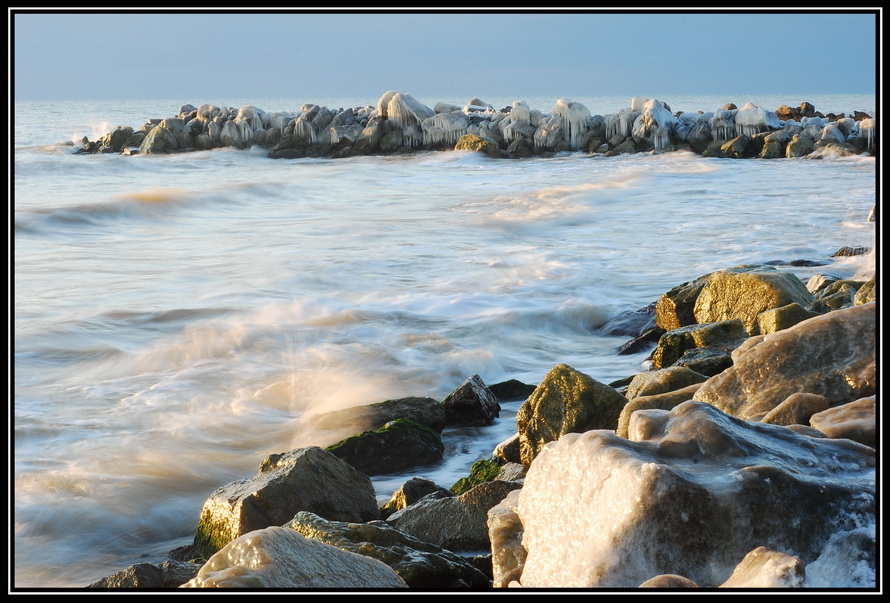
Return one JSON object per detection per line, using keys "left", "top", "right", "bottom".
{"left": 809, "top": 396, "right": 876, "bottom": 448}
{"left": 182, "top": 527, "right": 407, "bottom": 589}
{"left": 192, "top": 446, "right": 379, "bottom": 559}
{"left": 718, "top": 547, "right": 805, "bottom": 588}
{"left": 87, "top": 560, "right": 201, "bottom": 589}
{"left": 380, "top": 477, "right": 451, "bottom": 519}
{"left": 626, "top": 366, "right": 709, "bottom": 400}
{"left": 387, "top": 480, "right": 523, "bottom": 552}
{"left": 450, "top": 458, "right": 503, "bottom": 496}
{"left": 639, "top": 574, "right": 700, "bottom": 588}
{"left": 651, "top": 319, "right": 749, "bottom": 369}
{"left": 673, "top": 347, "right": 734, "bottom": 377}
{"left": 854, "top": 275, "right": 876, "bottom": 305}
{"left": 500, "top": 401, "right": 874, "bottom": 588}
{"left": 284, "top": 511, "right": 490, "bottom": 588}
{"left": 488, "top": 379, "right": 537, "bottom": 403}
{"left": 693, "top": 303, "right": 876, "bottom": 420}
{"left": 138, "top": 125, "right": 178, "bottom": 154}
{"left": 487, "top": 489, "right": 525, "bottom": 588}
{"left": 325, "top": 418, "right": 444, "bottom": 476}
{"left": 441, "top": 374, "right": 500, "bottom": 427}
{"left": 755, "top": 302, "right": 822, "bottom": 335}
{"left": 760, "top": 392, "right": 830, "bottom": 426}
{"left": 692, "top": 266, "right": 817, "bottom": 334}
{"left": 786, "top": 135, "right": 816, "bottom": 157}
{"left": 515, "top": 364, "right": 627, "bottom": 466}
{"left": 454, "top": 133, "right": 504, "bottom": 158}
{"left": 615, "top": 383, "right": 703, "bottom": 439}
{"left": 305, "top": 396, "right": 445, "bottom": 437}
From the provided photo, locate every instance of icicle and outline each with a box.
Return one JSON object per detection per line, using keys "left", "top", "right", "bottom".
{"left": 734, "top": 103, "right": 780, "bottom": 138}
{"left": 859, "top": 118, "right": 875, "bottom": 150}
{"left": 421, "top": 111, "right": 469, "bottom": 146}
{"left": 551, "top": 98, "right": 591, "bottom": 150}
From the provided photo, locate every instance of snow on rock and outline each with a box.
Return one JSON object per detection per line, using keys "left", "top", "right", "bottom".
{"left": 605, "top": 108, "right": 640, "bottom": 140}
{"left": 551, "top": 98, "right": 592, "bottom": 150}
{"left": 734, "top": 102, "right": 781, "bottom": 137}
{"left": 181, "top": 526, "right": 408, "bottom": 589}
{"left": 498, "top": 400, "right": 875, "bottom": 588}
{"left": 709, "top": 109, "right": 737, "bottom": 141}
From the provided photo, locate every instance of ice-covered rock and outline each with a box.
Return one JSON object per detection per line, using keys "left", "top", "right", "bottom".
{"left": 421, "top": 111, "right": 469, "bottom": 147}
{"left": 551, "top": 98, "right": 591, "bottom": 149}
{"left": 693, "top": 302, "right": 875, "bottom": 420}
{"left": 496, "top": 401, "right": 874, "bottom": 588}
{"left": 718, "top": 547, "right": 805, "bottom": 588}
{"left": 808, "top": 395, "right": 876, "bottom": 448}
{"left": 709, "top": 109, "right": 736, "bottom": 141}
{"left": 632, "top": 98, "right": 680, "bottom": 152}
{"left": 182, "top": 527, "right": 408, "bottom": 588}
{"left": 734, "top": 102, "right": 781, "bottom": 137}
{"left": 377, "top": 91, "right": 435, "bottom": 129}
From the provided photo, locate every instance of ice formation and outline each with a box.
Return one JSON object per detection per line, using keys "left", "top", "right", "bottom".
{"left": 734, "top": 103, "right": 781, "bottom": 137}
{"left": 376, "top": 91, "right": 435, "bottom": 130}
{"left": 604, "top": 107, "right": 640, "bottom": 140}
{"left": 551, "top": 99, "right": 592, "bottom": 150}
{"left": 633, "top": 98, "right": 680, "bottom": 152}
{"left": 421, "top": 111, "right": 469, "bottom": 146}
{"left": 235, "top": 105, "right": 264, "bottom": 132}
{"left": 858, "top": 117, "right": 876, "bottom": 150}
{"left": 709, "top": 109, "right": 737, "bottom": 141}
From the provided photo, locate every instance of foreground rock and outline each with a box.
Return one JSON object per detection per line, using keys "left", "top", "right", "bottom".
{"left": 325, "top": 418, "right": 445, "bottom": 475}
{"left": 387, "top": 480, "right": 523, "bottom": 552}
{"left": 692, "top": 302, "right": 876, "bottom": 420}
{"left": 88, "top": 560, "right": 201, "bottom": 589}
{"left": 516, "top": 363, "right": 627, "bottom": 466}
{"left": 182, "top": 527, "right": 407, "bottom": 589}
{"left": 490, "top": 401, "right": 874, "bottom": 588}
{"left": 192, "top": 446, "right": 379, "bottom": 559}
{"left": 284, "top": 511, "right": 490, "bottom": 588}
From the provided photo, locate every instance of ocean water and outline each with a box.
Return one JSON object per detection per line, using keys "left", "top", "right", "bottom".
{"left": 12, "top": 93, "right": 877, "bottom": 589}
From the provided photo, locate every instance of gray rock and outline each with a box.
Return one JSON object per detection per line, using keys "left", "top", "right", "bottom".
{"left": 325, "top": 418, "right": 444, "bottom": 476}
{"left": 442, "top": 374, "right": 500, "bottom": 427}
{"left": 284, "top": 511, "right": 490, "bottom": 588}
{"left": 87, "top": 560, "right": 201, "bottom": 589}
{"left": 387, "top": 480, "right": 522, "bottom": 552}
{"left": 192, "top": 446, "right": 379, "bottom": 559}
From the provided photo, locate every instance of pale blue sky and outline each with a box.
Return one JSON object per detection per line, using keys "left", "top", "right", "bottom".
{"left": 10, "top": 10, "right": 880, "bottom": 102}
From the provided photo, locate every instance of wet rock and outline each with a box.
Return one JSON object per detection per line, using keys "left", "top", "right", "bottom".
{"left": 87, "top": 560, "right": 201, "bottom": 589}
{"left": 182, "top": 527, "right": 407, "bottom": 588}
{"left": 516, "top": 363, "right": 627, "bottom": 465}
{"left": 387, "top": 480, "right": 523, "bottom": 552}
{"left": 192, "top": 446, "right": 379, "bottom": 559}
{"left": 325, "top": 418, "right": 444, "bottom": 476}
{"left": 673, "top": 347, "right": 734, "bottom": 377}
{"left": 502, "top": 401, "right": 874, "bottom": 588}
{"left": 441, "top": 374, "right": 500, "bottom": 427}
{"left": 760, "top": 392, "right": 830, "bottom": 427}
{"left": 693, "top": 303, "right": 875, "bottom": 420}
{"left": 809, "top": 396, "right": 876, "bottom": 448}
{"left": 284, "top": 511, "right": 490, "bottom": 588}
{"left": 454, "top": 134, "right": 504, "bottom": 158}
{"left": 639, "top": 574, "right": 699, "bottom": 588}
{"left": 488, "top": 379, "right": 537, "bottom": 402}
{"left": 755, "top": 302, "right": 822, "bottom": 335}
{"left": 305, "top": 396, "right": 445, "bottom": 438}
{"left": 692, "top": 266, "right": 816, "bottom": 335}
{"left": 626, "top": 366, "right": 709, "bottom": 400}
{"left": 616, "top": 383, "right": 703, "bottom": 439}
{"left": 380, "top": 477, "right": 452, "bottom": 519}
{"left": 651, "top": 319, "right": 749, "bottom": 369}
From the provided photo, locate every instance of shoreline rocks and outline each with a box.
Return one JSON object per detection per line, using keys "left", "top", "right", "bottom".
{"left": 86, "top": 248, "right": 876, "bottom": 589}
{"left": 74, "top": 94, "right": 878, "bottom": 160}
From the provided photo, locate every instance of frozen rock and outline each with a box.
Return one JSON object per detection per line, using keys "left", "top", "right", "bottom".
{"left": 284, "top": 511, "right": 489, "bottom": 588}
{"left": 616, "top": 383, "right": 702, "bottom": 439}
{"left": 507, "top": 401, "right": 874, "bottom": 588}
{"left": 516, "top": 363, "right": 627, "bottom": 465}
{"left": 551, "top": 98, "right": 591, "bottom": 149}
{"left": 693, "top": 303, "right": 875, "bottom": 420}
{"left": 182, "top": 527, "right": 407, "bottom": 588}
{"left": 718, "top": 547, "right": 805, "bottom": 588}
{"left": 192, "top": 446, "right": 379, "bottom": 559}
{"left": 809, "top": 396, "right": 876, "bottom": 448}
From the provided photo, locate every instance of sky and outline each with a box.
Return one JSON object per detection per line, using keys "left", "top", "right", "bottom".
{"left": 9, "top": 9, "right": 881, "bottom": 102}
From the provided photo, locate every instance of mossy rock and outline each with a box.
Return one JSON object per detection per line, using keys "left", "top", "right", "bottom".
{"left": 451, "top": 459, "right": 502, "bottom": 496}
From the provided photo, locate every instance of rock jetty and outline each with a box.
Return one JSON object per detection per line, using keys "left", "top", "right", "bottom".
{"left": 87, "top": 249, "right": 877, "bottom": 590}
{"left": 75, "top": 92, "right": 878, "bottom": 160}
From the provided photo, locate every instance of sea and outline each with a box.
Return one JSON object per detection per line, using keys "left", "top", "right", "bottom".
{"left": 12, "top": 93, "right": 878, "bottom": 589}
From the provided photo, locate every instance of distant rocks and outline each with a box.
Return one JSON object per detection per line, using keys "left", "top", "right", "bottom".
{"left": 75, "top": 93, "right": 878, "bottom": 160}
